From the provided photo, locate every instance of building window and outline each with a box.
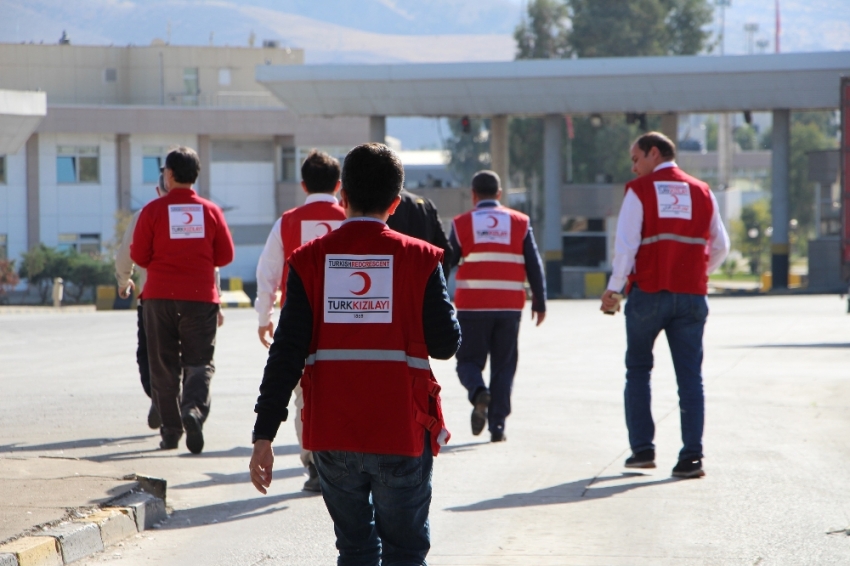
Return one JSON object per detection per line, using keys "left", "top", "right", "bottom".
{"left": 218, "top": 68, "right": 231, "bottom": 86}
{"left": 104, "top": 68, "right": 117, "bottom": 83}
{"left": 57, "top": 146, "right": 99, "bottom": 184}
{"left": 0, "top": 234, "right": 6, "bottom": 260}
{"left": 58, "top": 233, "right": 101, "bottom": 255}
{"left": 281, "top": 148, "right": 297, "bottom": 182}
{"left": 562, "top": 217, "right": 607, "bottom": 268}
{"left": 0, "top": 155, "right": 6, "bottom": 184}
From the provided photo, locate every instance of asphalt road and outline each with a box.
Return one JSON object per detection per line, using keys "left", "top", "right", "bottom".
{"left": 2, "top": 296, "right": 850, "bottom": 565}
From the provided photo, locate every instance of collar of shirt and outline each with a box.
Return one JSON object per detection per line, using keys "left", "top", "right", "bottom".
{"left": 304, "top": 193, "right": 339, "bottom": 205}
{"left": 342, "top": 216, "right": 385, "bottom": 226}
{"left": 653, "top": 161, "right": 678, "bottom": 173}
{"left": 475, "top": 200, "right": 500, "bottom": 208}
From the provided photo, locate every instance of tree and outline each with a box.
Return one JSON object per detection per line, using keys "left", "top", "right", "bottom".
{"left": 514, "top": 0, "right": 571, "bottom": 59}
{"left": 733, "top": 124, "right": 758, "bottom": 151}
{"left": 733, "top": 200, "right": 771, "bottom": 275}
{"left": 19, "top": 245, "right": 72, "bottom": 304}
{"left": 566, "top": 0, "right": 714, "bottom": 58}
{"left": 446, "top": 117, "right": 491, "bottom": 188}
{"left": 0, "top": 259, "right": 19, "bottom": 304}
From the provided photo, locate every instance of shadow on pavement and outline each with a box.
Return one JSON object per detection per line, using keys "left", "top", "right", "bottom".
{"left": 177, "top": 444, "right": 301, "bottom": 459}
{"left": 728, "top": 342, "right": 850, "bottom": 349}
{"left": 170, "top": 466, "right": 305, "bottom": 490}
{"left": 160, "top": 491, "right": 315, "bottom": 529}
{"left": 0, "top": 435, "right": 155, "bottom": 454}
{"left": 440, "top": 441, "right": 489, "bottom": 454}
{"left": 446, "top": 473, "right": 679, "bottom": 512}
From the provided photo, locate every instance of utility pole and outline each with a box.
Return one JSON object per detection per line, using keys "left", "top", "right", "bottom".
{"left": 715, "top": 0, "right": 731, "bottom": 56}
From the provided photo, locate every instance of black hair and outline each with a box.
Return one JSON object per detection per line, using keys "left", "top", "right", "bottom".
{"left": 301, "top": 149, "right": 341, "bottom": 194}
{"left": 164, "top": 146, "right": 201, "bottom": 184}
{"left": 471, "top": 170, "right": 500, "bottom": 197}
{"left": 341, "top": 143, "right": 403, "bottom": 214}
{"left": 634, "top": 132, "right": 676, "bottom": 160}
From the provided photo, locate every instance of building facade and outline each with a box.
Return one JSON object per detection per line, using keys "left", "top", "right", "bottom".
{"left": 0, "top": 42, "right": 370, "bottom": 281}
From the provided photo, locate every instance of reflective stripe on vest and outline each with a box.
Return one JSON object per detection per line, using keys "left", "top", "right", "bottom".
{"left": 463, "top": 252, "right": 525, "bottom": 264}
{"left": 305, "top": 349, "right": 430, "bottom": 370}
{"left": 455, "top": 280, "right": 525, "bottom": 291}
{"left": 641, "top": 233, "right": 708, "bottom": 246}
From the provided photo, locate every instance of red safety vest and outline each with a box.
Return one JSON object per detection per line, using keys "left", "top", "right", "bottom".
{"left": 279, "top": 199, "right": 346, "bottom": 290}
{"left": 453, "top": 204, "right": 528, "bottom": 311}
{"left": 628, "top": 166, "right": 713, "bottom": 295}
{"left": 289, "top": 219, "right": 450, "bottom": 457}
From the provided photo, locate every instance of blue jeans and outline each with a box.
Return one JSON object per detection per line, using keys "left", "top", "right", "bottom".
{"left": 313, "top": 435, "right": 433, "bottom": 566}
{"left": 624, "top": 286, "right": 708, "bottom": 461}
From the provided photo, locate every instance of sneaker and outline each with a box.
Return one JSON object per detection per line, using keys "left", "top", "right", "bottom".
{"left": 471, "top": 389, "right": 491, "bottom": 436}
{"left": 182, "top": 413, "right": 204, "bottom": 455}
{"left": 147, "top": 403, "right": 162, "bottom": 430}
{"left": 303, "top": 463, "right": 321, "bottom": 493}
{"left": 490, "top": 430, "right": 507, "bottom": 443}
{"left": 624, "top": 449, "right": 656, "bottom": 469}
{"left": 672, "top": 458, "right": 705, "bottom": 478}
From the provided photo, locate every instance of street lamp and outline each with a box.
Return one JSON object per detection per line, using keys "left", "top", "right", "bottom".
{"left": 756, "top": 38, "right": 769, "bottom": 53}
{"left": 715, "top": 0, "right": 732, "bottom": 55}
{"left": 744, "top": 22, "right": 759, "bottom": 54}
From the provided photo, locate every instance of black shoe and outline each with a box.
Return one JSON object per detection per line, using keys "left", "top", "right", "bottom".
{"left": 624, "top": 449, "right": 656, "bottom": 469}
{"left": 182, "top": 413, "right": 204, "bottom": 455}
{"left": 303, "top": 463, "right": 321, "bottom": 493}
{"left": 159, "top": 434, "right": 180, "bottom": 450}
{"left": 471, "top": 389, "right": 491, "bottom": 436}
{"left": 147, "top": 404, "right": 161, "bottom": 430}
{"left": 490, "top": 430, "right": 506, "bottom": 443}
{"left": 672, "top": 458, "right": 705, "bottom": 478}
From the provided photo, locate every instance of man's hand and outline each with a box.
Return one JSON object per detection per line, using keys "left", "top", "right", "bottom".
{"left": 249, "top": 440, "right": 274, "bottom": 494}
{"left": 600, "top": 290, "right": 622, "bottom": 314}
{"left": 531, "top": 310, "right": 546, "bottom": 326}
{"left": 217, "top": 309, "right": 225, "bottom": 328}
{"left": 119, "top": 280, "right": 135, "bottom": 299}
{"left": 258, "top": 323, "right": 275, "bottom": 348}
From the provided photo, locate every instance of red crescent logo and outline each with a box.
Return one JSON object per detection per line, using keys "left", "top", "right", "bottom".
{"left": 671, "top": 194, "right": 679, "bottom": 205}
{"left": 183, "top": 212, "right": 193, "bottom": 224}
{"left": 349, "top": 272, "right": 371, "bottom": 296}
{"left": 316, "top": 222, "right": 332, "bottom": 235}
{"left": 487, "top": 215, "right": 499, "bottom": 228}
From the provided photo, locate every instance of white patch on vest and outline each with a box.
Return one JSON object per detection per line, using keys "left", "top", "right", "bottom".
{"left": 472, "top": 209, "right": 511, "bottom": 244}
{"left": 654, "top": 181, "right": 692, "bottom": 220}
{"left": 168, "top": 204, "right": 205, "bottom": 239}
{"left": 324, "top": 254, "right": 393, "bottom": 323}
{"left": 300, "top": 220, "right": 343, "bottom": 245}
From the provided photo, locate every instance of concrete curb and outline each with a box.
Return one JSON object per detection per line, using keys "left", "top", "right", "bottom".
{"left": 0, "top": 481, "right": 168, "bottom": 566}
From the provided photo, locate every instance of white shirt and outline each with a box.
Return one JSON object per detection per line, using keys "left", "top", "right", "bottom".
{"left": 254, "top": 193, "right": 340, "bottom": 326}
{"left": 607, "top": 161, "right": 731, "bottom": 293}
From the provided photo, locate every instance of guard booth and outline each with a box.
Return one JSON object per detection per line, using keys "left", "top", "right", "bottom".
{"left": 808, "top": 150, "right": 843, "bottom": 292}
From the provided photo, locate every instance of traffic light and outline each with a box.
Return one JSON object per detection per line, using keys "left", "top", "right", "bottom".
{"left": 460, "top": 115, "right": 471, "bottom": 134}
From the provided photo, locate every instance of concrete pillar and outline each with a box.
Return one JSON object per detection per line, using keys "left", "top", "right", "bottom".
{"left": 490, "top": 115, "right": 509, "bottom": 202}
{"left": 25, "top": 133, "right": 39, "bottom": 249}
{"left": 543, "top": 114, "right": 563, "bottom": 298}
{"left": 771, "top": 109, "right": 790, "bottom": 289}
{"left": 661, "top": 113, "right": 678, "bottom": 146}
{"left": 717, "top": 113, "right": 732, "bottom": 190}
{"left": 369, "top": 116, "right": 386, "bottom": 144}
{"left": 116, "top": 134, "right": 131, "bottom": 211}
{"left": 196, "top": 134, "right": 211, "bottom": 199}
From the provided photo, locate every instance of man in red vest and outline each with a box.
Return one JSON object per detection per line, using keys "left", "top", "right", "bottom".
{"left": 448, "top": 170, "right": 546, "bottom": 443}
{"left": 254, "top": 149, "right": 346, "bottom": 492}
{"left": 131, "top": 146, "right": 234, "bottom": 454}
{"left": 249, "top": 143, "right": 460, "bottom": 565}
{"left": 601, "top": 132, "right": 729, "bottom": 479}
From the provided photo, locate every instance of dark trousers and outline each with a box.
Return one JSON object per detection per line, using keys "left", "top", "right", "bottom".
{"left": 143, "top": 299, "right": 218, "bottom": 438}
{"left": 624, "top": 286, "right": 708, "bottom": 461}
{"left": 136, "top": 304, "right": 151, "bottom": 398}
{"left": 455, "top": 313, "right": 521, "bottom": 434}
{"left": 314, "top": 434, "right": 433, "bottom": 566}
